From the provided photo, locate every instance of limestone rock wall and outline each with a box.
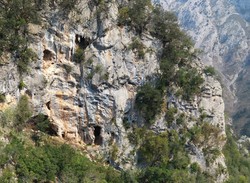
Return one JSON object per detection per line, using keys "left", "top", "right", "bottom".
{"left": 0, "top": 0, "right": 227, "bottom": 180}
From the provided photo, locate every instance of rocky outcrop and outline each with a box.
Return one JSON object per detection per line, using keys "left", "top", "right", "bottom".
{"left": 0, "top": 0, "right": 228, "bottom": 181}
{"left": 158, "top": 0, "right": 250, "bottom": 135}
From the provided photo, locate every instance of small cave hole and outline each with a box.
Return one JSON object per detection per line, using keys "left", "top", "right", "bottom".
{"left": 43, "top": 49, "right": 54, "bottom": 61}
{"left": 94, "top": 126, "right": 103, "bottom": 145}
{"left": 46, "top": 101, "right": 51, "bottom": 110}
{"left": 75, "top": 35, "right": 90, "bottom": 49}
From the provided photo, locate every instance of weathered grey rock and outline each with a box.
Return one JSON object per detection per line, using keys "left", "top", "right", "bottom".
{"left": 0, "top": 0, "right": 228, "bottom": 181}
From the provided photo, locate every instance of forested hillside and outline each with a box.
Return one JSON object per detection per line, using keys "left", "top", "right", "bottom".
{"left": 0, "top": 0, "right": 249, "bottom": 182}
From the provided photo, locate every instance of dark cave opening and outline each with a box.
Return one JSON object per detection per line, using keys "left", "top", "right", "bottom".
{"left": 75, "top": 34, "right": 91, "bottom": 49}
{"left": 46, "top": 101, "right": 51, "bottom": 110}
{"left": 94, "top": 126, "right": 103, "bottom": 145}
{"left": 43, "top": 49, "right": 54, "bottom": 61}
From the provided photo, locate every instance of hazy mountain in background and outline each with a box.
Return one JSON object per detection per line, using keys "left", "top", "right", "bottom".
{"left": 158, "top": 0, "right": 250, "bottom": 136}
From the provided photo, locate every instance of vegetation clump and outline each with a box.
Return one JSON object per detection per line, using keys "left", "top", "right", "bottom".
{"left": 129, "top": 38, "right": 145, "bottom": 59}
{"left": 204, "top": 66, "right": 216, "bottom": 76}
{"left": 223, "top": 127, "right": 250, "bottom": 183}
{"left": 135, "top": 83, "right": 163, "bottom": 124}
{"left": 123, "top": 1, "right": 204, "bottom": 123}
{"left": 0, "top": 0, "right": 40, "bottom": 75}
{"left": 14, "top": 95, "right": 32, "bottom": 130}
{"left": 73, "top": 48, "right": 85, "bottom": 63}
{"left": 0, "top": 133, "right": 121, "bottom": 182}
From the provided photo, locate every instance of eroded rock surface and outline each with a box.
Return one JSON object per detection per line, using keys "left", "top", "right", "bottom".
{"left": 0, "top": 0, "right": 227, "bottom": 181}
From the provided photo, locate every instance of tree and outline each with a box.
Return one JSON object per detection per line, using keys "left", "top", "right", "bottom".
{"left": 139, "top": 131, "right": 169, "bottom": 166}
{"left": 135, "top": 83, "right": 163, "bottom": 124}
{"left": 14, "top": 95, "right": 32, "bottom": 129}
{"left": 0, "top": 0, "right": 39, "bottom": 74}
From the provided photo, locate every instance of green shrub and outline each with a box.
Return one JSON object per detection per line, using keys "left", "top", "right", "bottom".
{"left": 135, "top": 83, "right": 163, "bottom": 124}
{"left": 129, "top": 38, "right": 145, "bottom": 59}
{"left": 165, "top": 107, "right": 177, "bottom": 125}
{"left": 175, "top": 68, "right": 204, "bottom": 100}
{"left": 110, "top": 144, "right": 119, "bottom": 161}
{"left": 0, "top": 168, "right": 15, "bottom": 183}
{"left": 18, "top": 79, "right": 26, "bottom": 90}
{"left": 204, "top": 66, "right": 216, "bottom": 76}
{"left": 190, "top": 162, "right": 200, "bottom": 173}
{"left": 223, "top": 126, "right": 250, "bottom": 182}
{"left": 176, "top": 113, "right": 185, "bottom": 125}
{"left": 118, "top": 7, "right": 130, "bottom": 25}
{"left": 0, "top": 0, "right": 40, "bottom": 74}
{"left": 118, "top": 0, "right": 152, "bottom": 33}
{"left": 86, "top": 64, "right": 103, "bottom": 80}
{"left": 73, "top": 48, "right": 85, "bottom": 63}
{"left": 34, "top": 114, "right": 51, "bottom": 133}
{"left": 14, "top": 95, "right": 32, "bottom": 129}
{"left": 149, "top": 6, "right": 178, "bottom": 43}
{"left": 17, "top": 48, "right": 37, "bottom": 74}
{"left": 1, "top": 134, "right": 121, "bottom": 183}
{"left": 0, "top": 107, "right": 15, "bottom": 128}
{"left": 138, "top": 131, "right": 169, "bottom": 165}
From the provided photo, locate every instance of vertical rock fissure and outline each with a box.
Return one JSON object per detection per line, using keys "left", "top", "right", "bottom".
{"left": 94, "top": 126, "right": 103, "bottom": 145}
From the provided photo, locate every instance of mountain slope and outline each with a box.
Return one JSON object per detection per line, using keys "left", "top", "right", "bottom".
{"left": 159, "top": 0, "right": 250, "bottom": 135}
{"left": 1, "top": 0, "right": 247, "bottom": 182}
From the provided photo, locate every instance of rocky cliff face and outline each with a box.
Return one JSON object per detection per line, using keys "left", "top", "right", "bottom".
{"left": 0, "top": 0, "right": 228, "bottom": 181}
{"left": 158, "top": 0, "right": 250, "bottom": 135}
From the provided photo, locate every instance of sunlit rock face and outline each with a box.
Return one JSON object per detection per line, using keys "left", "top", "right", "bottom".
{"left": 158, "top": 0, "right": 250, "bottom": 136}
{"left": 0, "top": 1, "right": 228, "bottom": 180}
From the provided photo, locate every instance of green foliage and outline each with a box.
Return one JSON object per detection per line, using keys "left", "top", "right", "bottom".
{"left": 190, "top": 123, "right": 221, "bottom": 146}
{"left": 118, "top": 7, "right": 130, "bottom": 25}
{"left": 127, "top": 128, "right": 146, "bottom": 146}
{"left": 0, "top": 0, "right": 39, "bottom": 74}
{"left": 0, "top": 107, "right": 15, "bottom": 128}
{"left": 204, "top": 66, "right": 216, "bottom": 76}
{"left": 110, "top": 144, "right": 119, "bottom": 161}
{"left": 73, "top": 48, "right": 85, "bottom": 63}
{"left": 149, "top": 6, "right": 178, "bottom": 43}
{"left": 33, "top": 114, "right": 52, "bottom": 134}
{"left": 139, "top": 167, "right": 195, "bottom": 183}
{"left": 176, "top": 113, "right": 186, "bottom": 125}
{"left": 18, "top": 79, "right": 26, "bottom": 90}
{"left": 175, "top": 68, "right": 204, "bottom": 100}
{"left": 223, "top": 127, "right": 250, "bottom": 183}
{"left": 190, "top": 162, "right": 200, "bottom": 173}
{"left": 17, "top": 48, "right": 37, "bottom": 74}
{"left": 165, "top": 107, "right": 177, "bottom": 125}
{"left": 0, "top": 168, "right": 15, "bottom": 183}
{"left": 129, "top": 38, "right": 145, "bottom": 59}
{"left": 0, "top": 133, "right": 121, "bottom": 182}
{"left": 138, "top": 131, "right": 169, "bottom": 166}
{"left": 118, "top": 0, "right": 152, "bottom": 33}
{"left": 135, "top": 83, "right": 163, "bottom": 124}
{"left": 14, "top": 95, "right": 32, "bottom": 130}
{"left": 87, "top": 64, "right": 103, "bottom": 80}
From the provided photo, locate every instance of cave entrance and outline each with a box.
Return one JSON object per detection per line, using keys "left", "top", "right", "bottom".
{"left": 94, "top": 126, "right": 103, "bottom": 145}
{"left": 75, "top": 35, "right": 91, "bottom": 49}
{"left": 43, "top": 49, "right": 54, "bottom": 61}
